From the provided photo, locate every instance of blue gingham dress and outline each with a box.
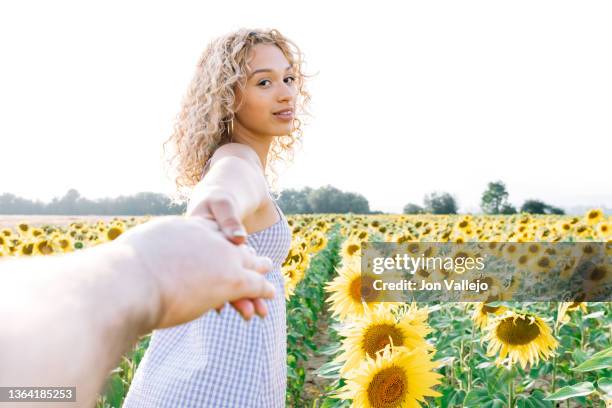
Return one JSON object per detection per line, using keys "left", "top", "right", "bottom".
{"left": 122, "top": 164, "right": 291, "bottom": 407}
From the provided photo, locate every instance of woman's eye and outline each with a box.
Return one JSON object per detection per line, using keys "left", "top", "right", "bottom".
{"left": 257, "top": 77, "right": 295, "bottom": 87}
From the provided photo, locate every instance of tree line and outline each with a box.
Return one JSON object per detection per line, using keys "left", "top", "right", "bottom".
{"left": 0, "top": 182, "right": 565, "bottom": 215}
{"left": 402, "top": 181, "right": 565, "bottom": 215}
{"left": 0, "top": 189, "right": 186, "bottom": 215}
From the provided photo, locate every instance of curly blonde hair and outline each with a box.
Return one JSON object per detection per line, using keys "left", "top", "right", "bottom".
{"left": 163, "top": 28, "right": 312, "bottom": 205}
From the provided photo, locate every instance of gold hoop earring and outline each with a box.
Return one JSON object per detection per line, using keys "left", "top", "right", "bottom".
{"left": 228, "top": 118, "right": 234, "bottom": 142}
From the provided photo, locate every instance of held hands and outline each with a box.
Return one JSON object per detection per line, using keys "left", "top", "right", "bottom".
{"left": 186, "top": 186, "right": 272, "bottom": 320}
{"left": 114, "top": 215, "right": 275, "bottom": 329}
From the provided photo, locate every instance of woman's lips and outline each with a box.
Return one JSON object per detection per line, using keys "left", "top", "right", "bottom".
{"left": 273, "top": 111, "right": 294, "bottom": 121}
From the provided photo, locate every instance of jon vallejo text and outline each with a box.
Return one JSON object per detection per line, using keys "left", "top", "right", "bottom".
{"left": 372, "top": 278, "right": 490, "bottom": 294}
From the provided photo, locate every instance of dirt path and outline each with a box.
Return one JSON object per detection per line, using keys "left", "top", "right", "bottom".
{"left": 302, "top": 311, "right": 335, "bottom": 404}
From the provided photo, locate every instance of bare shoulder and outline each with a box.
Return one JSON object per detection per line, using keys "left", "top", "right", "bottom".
{"left": 209, "top": 143, "right": 263, "bottom": 171}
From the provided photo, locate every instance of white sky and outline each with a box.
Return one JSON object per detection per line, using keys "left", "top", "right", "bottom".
{"left": 1, "top": 0, "right": 610, "bottom": 213}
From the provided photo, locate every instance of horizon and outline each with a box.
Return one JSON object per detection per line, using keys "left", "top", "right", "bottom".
{"left": 1, "top": 187, "right": 610, "bottom": 216}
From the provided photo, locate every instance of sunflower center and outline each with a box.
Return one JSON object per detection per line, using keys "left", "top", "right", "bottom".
{"left": 367, "top": 366, "right": 407, "bottom": 408}
{"left": 361, "top": 275, "right": 378, "bottom": 301}
{"left": 362, "top": 324, "right": 404, "bottom": 358}
{"left": 589, "top": 266, "right": 606, "bottom": 281}
{"left": 496, "top": 316, "right": 541, "bottom": 345}
{"left": 350, "top": 275, "right": 377, "bottom": 302}
{"left": 107, "top": 228, "right": 122, "bottom": 240}
{"left": 349, "top": 277, "right": 362, "bottom": 302}
{"left": 347, "top": 244, "right": 360, "bottom": 256}
{"left": 407, "top": 243, "right": 420, "bottom": 255}
{"left": 537, "top": 257, "right": 550, "bottom": 267}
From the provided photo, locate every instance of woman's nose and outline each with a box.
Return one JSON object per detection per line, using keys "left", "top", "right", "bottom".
{"left": 277, "top": 84, "right": 295, "bottom": 103}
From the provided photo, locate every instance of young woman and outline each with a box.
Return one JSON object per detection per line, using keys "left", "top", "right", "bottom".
{"left": 122, "top": 28, "right": 310, "bottom": 407}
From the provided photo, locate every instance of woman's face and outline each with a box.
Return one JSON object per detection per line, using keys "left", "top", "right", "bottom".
{"left": 233, "top": 43, "right": 297, "bottom": 138}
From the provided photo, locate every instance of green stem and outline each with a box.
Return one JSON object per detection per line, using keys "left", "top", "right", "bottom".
{"left": 552, "top": 303, "right": 561, "bottom": 393}
{"left": 459, "top": 338, "right": 465, "bottom": 391}
{"left": 467, "top": 320, "right": 475, "bottom": 392}
{"left": 551, "top": 354, "right": 557, "bottom": 393}
{"left": 508, "top": 375, "right": 514, "bottom": 408}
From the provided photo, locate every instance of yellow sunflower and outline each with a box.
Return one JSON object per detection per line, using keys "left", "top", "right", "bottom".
{"left": 582, "top": 263, "right": 611, "bottom": 295}
{"left": 341, "top": 237, "right": 363, "bottom": 260}
{"left": 282, "top": 262, "right": 305, "bottom": 300}
{"left": 325, "top": 259, "right": 386, "bottom": 321}
{"left": 336, "top": 304, "right": 433, "bottom": 375}
{"left": 105, "top": 224, "right": 125, "bottom": 241}
{"left": 527, "top": 254, "right": 557, "bottom": 276}
{"left": 336, "top": 345, "right": 441, "bottom": 408}
{"left": 556, "top": 301, "right": 587, "bottom": 326}
{"left": 597, "top": 222, "right": 611, "bottom": 239}
{"left": 484, "top": 311, "right": 558, "bottom": 369}
{"left": 34, "top": 238, "right": 54, "bottom": 256}
{"left": 307, "top": 230, "right": 328, "bottom": 253}
{"left": 472, "top": 296, "right": 507, "bottom": 330}
{"left": 584, "top": 208, "right": 604, "bottom": 226}
{"left": 17, "top": 222, "right": 30, "bottom": 237}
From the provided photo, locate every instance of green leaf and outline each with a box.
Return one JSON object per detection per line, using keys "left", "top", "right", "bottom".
{"left": 464, "top": 388, "right": 506, "bottom": 407}
{"left": 318, "top": 343, "right": 342, "bottom": 356}
{"left": 515, "top": 390, "right": 552, "bottom": 408}
{"left": 598, "top": 377, "right": 612, "bottom": 398}
{"left": 439, "top": 387, "right": 466, "bottom": 407}
{"left": 544, "top": 382, "right": 595, "bottom": 401}
{"left": 314, "top": 360, "right": 344, "bottom": 379}
{"left": 583, "top": 311, "right": 604, "bottom": 319}
{"left": 589, "top": 346, "right": 612, "bottom": 359}
{"left": 103, "top": 374, "right": 126, "bottom": 407}
{"left": 572, "top": 356, "right": 612, "bottom": 372}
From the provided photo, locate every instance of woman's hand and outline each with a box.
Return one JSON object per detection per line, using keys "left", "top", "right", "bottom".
{"left": 186, "top": 185, "right": 272, "bottom": 319}
{"left": 187, "top": 185, "right": 248, "bottom": 244}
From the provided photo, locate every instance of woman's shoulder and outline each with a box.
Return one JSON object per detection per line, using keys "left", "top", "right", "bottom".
{"left": 210, "top": 143, "right": 262, "bottom": 170}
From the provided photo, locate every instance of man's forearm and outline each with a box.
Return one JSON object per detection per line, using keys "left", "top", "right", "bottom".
{"left": 0, "top": 242, "right": 159, "bottom": 407}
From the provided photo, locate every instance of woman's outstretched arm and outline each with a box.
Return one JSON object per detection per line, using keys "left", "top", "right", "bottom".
{"left": 186, "top": 143, "right": 270, "bottom": 237}
{"left": 185, "top": 143, "right": 272, "bottom": 318}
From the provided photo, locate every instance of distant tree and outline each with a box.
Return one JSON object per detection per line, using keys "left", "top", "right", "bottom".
{"left": 342, "top": 192, "right": 370, "bottom": 214}
{"left": 521, "top": 200, "right": 547, "bottom": 214}
{"left": 481, "top": 181, "right": 511, "bottom": 214}
{"left": 520, "top": 199, "right": 565, "bottom": 215}
{"left": 424, "top": 192, "right": 458, "bottom": 214}
{"left": 0, "top": 189, "right": 186, "bottom": 215}
{"left": 500, "top": 203, "right": 517, "bottom": 214}
{"left": 277, "top": 188, "right": 313, "bottom": 214}
{"left": 403, "top": 203, "right": 424, "bottom": 214}
{"left": 307, "top": 185, "right": 370, "bottom": 214}
{"left": 547, "top": 205, "right": 565, "bottom": 215}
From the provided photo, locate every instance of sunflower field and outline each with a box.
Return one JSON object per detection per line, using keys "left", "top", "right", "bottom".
{"left": 1, "top": 209, "right": 610, "bottom": 407}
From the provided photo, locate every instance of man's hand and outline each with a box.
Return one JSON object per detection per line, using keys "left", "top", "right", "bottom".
{"left": 113, "top": 215, "right": 275, "bottom": 329}
{"left": 186, "top": 186, "right": 271, "bottom": 321}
